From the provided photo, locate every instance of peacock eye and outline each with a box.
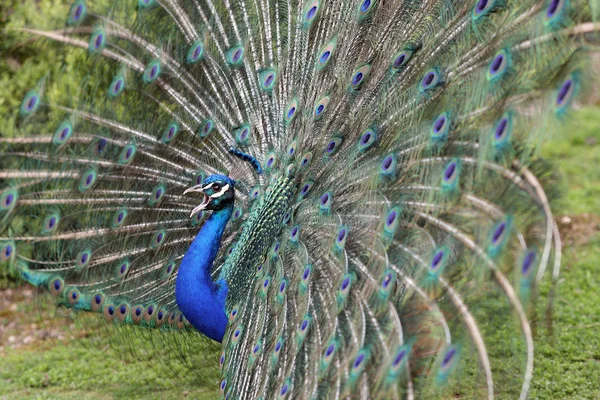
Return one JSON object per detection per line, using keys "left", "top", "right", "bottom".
{"left": 212, "top": 184, "right": 222, "bottom": 192}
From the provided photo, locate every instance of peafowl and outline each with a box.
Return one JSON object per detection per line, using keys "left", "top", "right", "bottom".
{"left": 1, "top": 0, "right": 599, "bottom": 398}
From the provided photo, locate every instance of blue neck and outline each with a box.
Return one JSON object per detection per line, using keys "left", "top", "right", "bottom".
{"left": 175, "top": 204, "right": 232, "bottom": 342}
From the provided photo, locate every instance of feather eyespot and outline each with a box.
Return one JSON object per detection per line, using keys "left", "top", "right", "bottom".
{"left": 260, "top": 69, "right": 277, "bottom": 91}
{"left": 337, "top": 227, "right": 347, "bottom": 244}
{"left": 78, "top": 168, "right": 97, "bottom": 191}
{"left": 280, "top": 383, "right": 289, "bottom": 396}
{"left": 287, "top": 140, "right": 298, "bottom": 158}
{"left": 236, "top": 124, "right": 251, "bottom": 144}
{"left": 227, "top": 46, "right": 244, "bottom": 66}
{"left": 472, "top": 0, "right": 499, "bottom": 18}
{"left": 431, "top": 249, "right": 444, "bottom": 269}
{"left": 493, "top": 112, "right": 513, "bottom": 151}
{"left": 119, "top": 144, "right": 136, "bottom": 164}
{"left": 262, "top": 276, "right": 271, "bottom": 290}
{"left": 350, "top": 65, "right": 371, "bottom": 89}
{"left": 302, "top": 264, "right": 312, "bottom": 283}
{"left": 76, "top": 249, "right": 92, "bottom": 269}
{"left": 560, "top": 83, "right": 574, "bottom": 106}
{"left": 144, "top": 304, "right": 157, "bottom": 323}
{"left": 67, "top": 288, "right": 81, "bottom": 305}
{"left": 49, "top": 277, "right": 64, "bottom": 297}
{"left": 149, "top": 184, "right": 166, "bottom": 206}
{"left": 0, "top": 242, "right": 14, "bottom": 263}
{"left": 20, "top": 90, "right": 40, "bottom": 116}
{"left": 444, "top": 162, "right": 456, "bottom": 181}
{"left": 89, "top": 27, "right": 106, "bottom": 53}
{"left": 300, "top": 152, "right": 313, "bottom": 168}
{"left": 545, "top": 0, "right": 566, "bottom": 24}
{"left": 143, "top": 60, "right": 161, "bottom": 83}
{"left": 431, "top": 112, "right": 450, "bottom": 142}
{"left": 231, "top": 325, "right": 243, "bottom": 344}
{"left": 437, "top": 346, "right": 459, "bottom": 382}
{"left": 187, "top": 41, "right": 204, "bottom": 64}
{"left": 487, "top": 217, "right": 512, "bottom": 257}
{"left": 381, "top": 272, "right": 395, "bottom": 290}
{"left": 198, "top": 119, "right": 213, "bottom": 138}
{"left": 290, "top": 225, "right": 300, "bottom": 241}
{"left": 313, "top": 96, "right": 330, "bottom": 119}
{"left": 357, "top": 0, "right": 375, "bottom": 18}
{"left": 42, "top": 212, "right": 60, "bottom": 234}
{"left": 67, "top": 1, "right": 87, "bottom": 26}
{"left": 382, "top": 206, "right": 401, "bottom": 237}
{"left": 112, "top": 209, "right": 127, "bottom": 228}
{"left": 116, "top": 261, "right": 130, "bottom": 279}
{"left": 108, "top": 75, "right": 126, "bottom": 98}
{"left": 522, "top": 250, "right": 536, "bottom": 276}
{"left": 91, "top": 137, "right": 108, "bottom": 157}
{"left": 350, "top": 350, "right": 369, "bottom": 377}
{"left": 393, "top": 349, "right": 407, "bottom": 367}
{"left": 53, "top": 121, "right": 73, "bottom": 145}
{"left": 487, "top": 50, "right": 511, "bottom": 82}
{"left": 391, "top": 49, "right": 413, "bottom": 71}
{"left": 555, "top": 75, "right": 576, "bottom": 113}
{"left": 284, "top": 98, "right": 299, "bottom": 124}
{"left": 299, "top": 318, "right": 309, "bottom": 332}
{"left": 304, "top": 0, "right": 320, "bottom": 24}
{"left": 495, "top": 118, "right": 509, "bottom": 140}
{"left": 1, "top": 189, "right": 17, "bottom": 212}
{"left": 319, "top": 192, "right": 332, "bottom": 213}
{"left": 265, "top": 152, "right": 277, "bottom": 169}
{"left": 491, "top": 221, "right": 507, "bottom": 245}
{"left": 274, "top": 339, "right": 283, "bottom": 354}
{"left": 358, "top": 128, "right": 377, "bottom": 151}
{"left": 116, "top": 304, "right": 130, "bottom": 322}
{"left": 232, "top": 208, "right": 243, "bottom": 221}
{"left": 380, "top": 154, "right": 396, "bottom": 176}
{"left": 317, "top": 39, "right": 337, "bottom": 69}
{"left": 162, "top": 122, "right": 179, "bottom": 143}
{"left": 229, "top": 307, "right": 239, "bottom": 323}
{"left": 324, "top": 137, "right": 342, "bottom": 156}
{"left": 420, "top": 68, "right": 441, "bottom": 91}
{"left": 353, "top": 353, "right": 366, "bottom": 369}
{"left": 162, "top": 260, "right": 176, "bottom": 279}
{"left": 299, "top": 181, "right": 313, "bottom": 198}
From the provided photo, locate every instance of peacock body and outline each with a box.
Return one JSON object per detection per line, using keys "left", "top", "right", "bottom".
{"left": 1, "top": 0, "right": 598, "bottom": 398}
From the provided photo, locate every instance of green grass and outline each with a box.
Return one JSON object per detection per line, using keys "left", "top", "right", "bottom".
{"left": 528, "top": 106, "right": 600, "bottom": 399}
{"left": 0, "top": 292, "right": 220, "bottom": 399}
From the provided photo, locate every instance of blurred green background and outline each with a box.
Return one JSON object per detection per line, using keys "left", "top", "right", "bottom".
{"left": 1, "top": 1, "right": 599, "bottom": 399}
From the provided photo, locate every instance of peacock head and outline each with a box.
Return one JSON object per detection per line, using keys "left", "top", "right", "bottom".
{"left": 183, "top": 174, "right": 236, "bottom": 217}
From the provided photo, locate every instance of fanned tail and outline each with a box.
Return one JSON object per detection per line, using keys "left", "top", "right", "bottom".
{"left": 1, "top": 0, "right": 599, "bottom": 398}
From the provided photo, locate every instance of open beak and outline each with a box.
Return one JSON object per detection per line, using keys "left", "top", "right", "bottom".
{"left": 183, "top": 184, "right": 210, "bottom": 218}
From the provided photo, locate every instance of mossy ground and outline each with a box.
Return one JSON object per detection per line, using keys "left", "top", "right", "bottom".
{"left": 1, "top": 1, "right": 599, "bottom": 399}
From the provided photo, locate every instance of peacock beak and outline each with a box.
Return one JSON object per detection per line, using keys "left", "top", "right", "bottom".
{"left": 183, "top": 185, "right": 211, "bottom": 218}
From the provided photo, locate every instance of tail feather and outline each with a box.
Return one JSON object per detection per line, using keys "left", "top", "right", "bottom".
{"left": 2, "top": 0, "right": 599, "bottom": 398}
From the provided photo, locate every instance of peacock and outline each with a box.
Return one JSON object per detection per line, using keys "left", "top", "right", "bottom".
{"left": 1, "top": 0, "right": 598, "bottom": 398}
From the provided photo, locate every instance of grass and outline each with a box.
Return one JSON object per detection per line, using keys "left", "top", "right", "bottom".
{"left": 0, "top": 290, "right": 220, "bottom": 400}
{"left": 528, "top": 106, "right": 600, "bottom": 399}
{"left": 1, "top": 1, "right": 599, "bottom": 399}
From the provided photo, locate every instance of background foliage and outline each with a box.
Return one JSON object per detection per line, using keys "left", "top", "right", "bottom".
{"left": 1, "top": 1, "right": 599, "bottom": 398}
